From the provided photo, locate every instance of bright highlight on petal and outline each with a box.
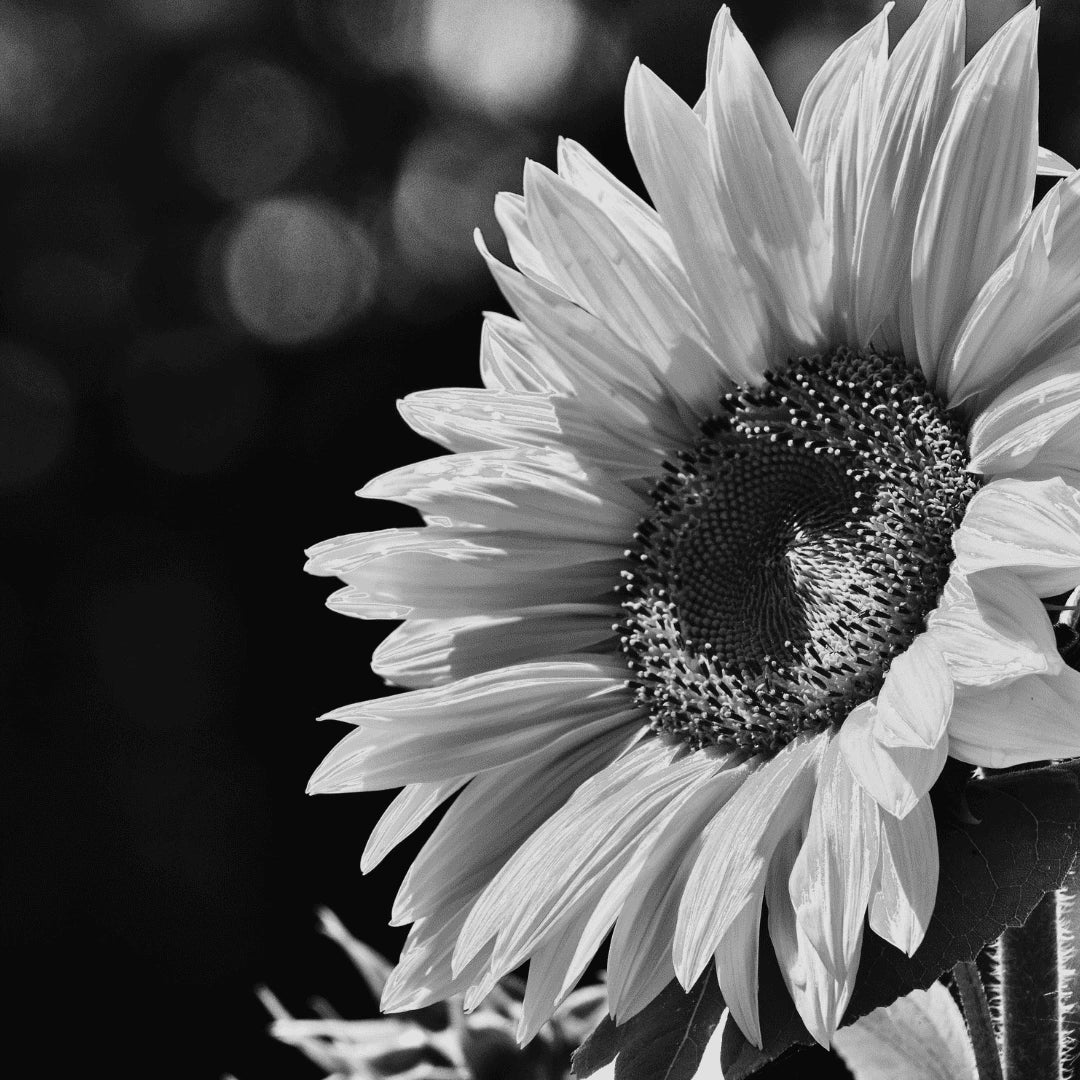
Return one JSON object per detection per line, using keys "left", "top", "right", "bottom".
{"left": 306, "top": 0, "right": 1080, "bottom": 1056}
{"left": 833, "top": 982, "right": 978, "bottom": 1080}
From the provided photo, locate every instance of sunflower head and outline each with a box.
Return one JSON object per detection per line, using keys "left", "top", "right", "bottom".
{"left": 621, "top": 346, "right": 980, "bottom": 753}
{"left": 308, "top": 0, "right": 1080, "bottom": 1058}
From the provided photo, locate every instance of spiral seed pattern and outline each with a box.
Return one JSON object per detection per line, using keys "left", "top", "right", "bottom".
{"left": 619, "top": 347, "right": 979, "bottom": 753}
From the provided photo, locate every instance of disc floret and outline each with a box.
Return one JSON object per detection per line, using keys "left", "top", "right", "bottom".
{"left": 619, "top": 347, "right": 979, "bottom": 753}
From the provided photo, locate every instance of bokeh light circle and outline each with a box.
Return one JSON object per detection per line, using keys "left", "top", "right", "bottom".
{"left": 220, "top": 197, "right": 377, "bottom": 346}
{"left": 390, "top": 123, "right": 525, "bottom": 294}
{"left": 0, "top": 341, "right": 73, "bottom": 491}
{"left": 421, "top": 0, "right": 584, "bottom": 116}
{"left": 172, "top": 55, "right": 325, "bottom": 202}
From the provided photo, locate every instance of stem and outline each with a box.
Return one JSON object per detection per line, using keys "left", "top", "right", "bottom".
{"left": 1057, "top": 861, "right": 1080, "bottom": 1073}
{"left": 999, "top": 892, "right": 1061, "bottom": 1079}
{"left": 953, "top": 960, "right": 1004, "bottom": 1080}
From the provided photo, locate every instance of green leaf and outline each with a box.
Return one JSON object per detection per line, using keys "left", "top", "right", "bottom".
{"left": 571, "top": 1014, "right": 619, "bottom": 1078}
{"left": 720, "top": 759, "right": 1080, "bottom": 1077}
{"left": 572, "top": 972, "right": 724, "bottom": 1080}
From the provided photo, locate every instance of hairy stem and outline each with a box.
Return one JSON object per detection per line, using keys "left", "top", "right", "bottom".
{"left": 953, "top": 960, "right": 1004, "bottom": 1080}
{"left": 1000, "top": 891, "right": 1060, "bottom": 1079}
{"left": 1058, "top": 861, "right": 1080, "bottom": 1075}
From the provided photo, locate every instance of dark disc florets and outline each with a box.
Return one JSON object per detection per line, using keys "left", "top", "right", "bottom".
{"left": 619, "top": 347, "right": 979, "bottom": 754}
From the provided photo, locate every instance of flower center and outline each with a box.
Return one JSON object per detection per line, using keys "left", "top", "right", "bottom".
{"left": 619, "top": 347, "right": 979, "bottom": 754}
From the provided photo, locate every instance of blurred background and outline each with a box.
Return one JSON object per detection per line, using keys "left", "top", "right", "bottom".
{"left": 4, "top": 0, "right": 1079, "bottom": 1077}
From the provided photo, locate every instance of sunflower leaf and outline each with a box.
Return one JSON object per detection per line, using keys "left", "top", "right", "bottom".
{"left": 571, "top": 1014, "right": 619, "bottom": 1078}
{"left": 571, "top": 972, "right": 724, "bottom": 1080}
{"left": 719, "top": 758, "right": 1080, "bottom": 1078}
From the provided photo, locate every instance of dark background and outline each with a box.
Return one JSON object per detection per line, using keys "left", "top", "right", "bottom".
{"left": 5, "top": 1, "right": 1079, "bottom": 1077}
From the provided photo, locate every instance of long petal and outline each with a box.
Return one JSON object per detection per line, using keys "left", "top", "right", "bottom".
{"left": 925, "top": 567, "right": 1061, "bottom": 688}
{"left": 307, "top": 527, "right": 622, "bottom": 620}
{"left": 624, "top": 60, "right": 771, "bottom": 384}
{"left": 673, "top": 731, "right": 828, "bottom": 990}
{"left": 947, "top": 667, "right": 1080, "bottom": 768}
{"left": 475, "top": 229, "right": 693, "bottom": 448}
{"left": 951, "top": 475, "right": 1080, "bottom": 595}
{"left": 874, "top": 634, "right": 953, "bottom": 750}
{"left": 479, "top": 312, "right": 566, "bottom": 394}
{"left": 606, "top": 761, "right": 756, "bottom": 1023}
{"left": 370, "top": 606, "right": 615, "bottom": 688}
{"left": 703, "top": 7, "right": 833, "bottom": 352}
{"left": 523, "top": 160, "right": 724, "bottom": 423}
{"left": 392, "top": 720, "right": 635, "bottom": 926}
{"left": 967, "top": 345, "right": 1080, "bottom": 479}
{"left": 714, "top": 900, "right": 765, "bottom": 1048}
{"left": 833, "top": 982, "right": 978, "bottom": 1080}
{"left": 794, "top": 5, "right": 890, "bottom": 339}
{"left": 789, "top": 739, "right": 881, "bottom": 983}
{"left": 943, "top": 172, "right": 1080, "bottom": 406}
{"left": 1038, "top": 146, "right": 1075, "bottom": 178}
{"left": 308, "top": 660, "right": 634, "bottom": 792}
{"left": 766, "top": 828, "right": 855, "bottom": 1047}
{"left": 454, "top": 743, "right": 736, "bottom": 981}
{"left": 839, "top": 699, "right": 948, "bottom": 820}
{"left": 397, "top": 386, "right": 562, "bottom": 453}
{"left": 361, "top": 777, "right": 469, "bottom": 873}
{"left": 381, "top": 905, "right": 493, "bottom": 1012}
{"left": 359, "top": 447, "right": 642, "bottom": 541}
{"left": 868, "top": 796, "right": 938, "bottom": 957}
{"left": 852, "top": 0, "right": 965, "bottom": 353}
{"left": 911, "top": 5, "right": 1039, "bottom": 387}
{"left": 516, "top": 859, "right": 638, "bottom": 1042}
{"left": 493, "top": 189, "right": 566, "bottom": 295}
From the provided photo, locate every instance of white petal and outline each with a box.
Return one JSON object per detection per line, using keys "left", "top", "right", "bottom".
{"left": 673, "top": 732, "right": 827, "bottom": 990}
{"left": 944, "top": 173, "right": 1080, "bottom": 407}
{"left": 911, "top": 5, "right": 1039, "bottom": 387}
{"left": 789, "top": 739, "right": 881, "bottom": 982}
{"left": 766, "top": 828, "right": 855, "bottom": 1047}
{"left": 493, "top": 189, "right": 566, "bottom": 294}
{"left": 832, "top": 982, "right": 978, "bottom": 1080}
{"left": 454, "top": 743, "right": 735, "bottom": 982}
{"left": 401, "top": 380, "right": 665, "bottom": 478}
{"left": 475, "top": 229, "right": 693, "bottom": 447}
{"left": 307, "top": 527, "right": 622, "bottom": 620}
{"left": 397, "top": 387, "right": 562, "bottom": 453}
{"left": 361, "top": 777, "right": 468, "bottom": 873}
{"left": 794, "top": 5, "right": 890, "bottom": 339}
{"left": 925, "top": 567, "right": 1061, "bottom": 688}
{"left": 360, "top": 447, "right": 642, "bottom": 541}
{"left": 479, "top": 312, "right": 566, "bottom": 394}
{"left": 556, "top": 137, "right": 659, "bottom": 225}
{"left": 1038, "top": 146, "right": 1075, "bottom": 178}
{"left": 523, "top": 160, "right": 723, "bottom": 424}
{"left": 606, "top": 761, "right": 756, "bottom": 1023}
{"left": 624, "top": 60, "right": 771, "bottom": 384}
{"left": 875, "top": 634, "right": 954, "bottom": 750}
{"left": 714, "top": 899, "right": 764, "bottom": 1048}
{"left": 839, "top": 699, "right": 948, "bottom": 820}
{"left": 868, "top": 796, "right": 937, "bottom": 957}
{"left": 517, "top": 858, "right": 638, "bottom": 1043}
{"left": 952, "top": 476, "right": 1080, "bottom": 595}
{"left": 370, "top": 606, "right": 615, "bottom": 688}
{"left": 852, "top": 0, "right": 965, "bottom": 353}
{"left": 703, "top": 7, "right": 833, "bottom": 352}
{"left": 947, "top": 667, "right": 1080, "bottom": 768}
{"left": 381, "top": 905, "right": 493, "bottom": 1012}
{"left": 967, "top": 345, "right": 1080, "bottom": 478}
{"left": 308, "top": 660, "right": 634, "bottom": 792}
{"left": 391, "top": 720, "right": 636, "bottom": 925}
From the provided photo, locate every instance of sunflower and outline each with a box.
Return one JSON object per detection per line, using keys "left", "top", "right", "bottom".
{"left": 306, "top": 0, "right": 1080, "bottom": 1050}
